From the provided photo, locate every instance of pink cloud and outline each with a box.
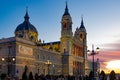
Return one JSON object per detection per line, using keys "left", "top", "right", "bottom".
{"left": 88, "top": 40, "right": 120, "bottom": 72}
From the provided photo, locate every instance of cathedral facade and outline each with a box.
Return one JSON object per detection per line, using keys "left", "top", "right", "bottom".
{"left": 0, "top": 3, "right": 90, "bottom": 79}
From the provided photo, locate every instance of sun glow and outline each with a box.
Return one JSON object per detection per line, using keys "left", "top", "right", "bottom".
{"left": 106, "top": 60, "right": 120, "bottom": 73}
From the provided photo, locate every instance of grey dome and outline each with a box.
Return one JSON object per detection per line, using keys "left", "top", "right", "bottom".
{"left": 15, "top": 21, "right": 38, "bottom": 33}
{"left": 15, "top": 11, "right": 38, "bottom": 33}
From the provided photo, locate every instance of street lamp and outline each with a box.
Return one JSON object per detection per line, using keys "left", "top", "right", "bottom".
{"left": 2, "top": 57, "right": 15, "bottom": 77}
{"left": 87, "top": 45, "right": 99, "bottom": 80}
{"left": 45, "top": 60, "right": 52, "bottom": 75}
{"left": 1, "top": 45, "right": 15, "bottom": 79}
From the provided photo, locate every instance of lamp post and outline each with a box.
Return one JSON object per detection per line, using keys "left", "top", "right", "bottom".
{"left": 45, "top": 60, "right": 52, "bottom": 75}
{"left": 1, "top": 46, "right": 15, "bottom": 78}
{"left": 87, "top": 45, "right": 99, "bottom": 80}
{"left": 2, "top": 57, "right": 15, "bottom": 77}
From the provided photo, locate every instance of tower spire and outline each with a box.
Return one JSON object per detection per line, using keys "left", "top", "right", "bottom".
{"left": 63, "top": 1, "right": 70, "bottom": 16}
{"left": 66, "top": 1, "right": 68, "bottom": 10}
{"left": 80, "top": 15, "right": 85, "bottom": 28}
{"left": 79, "top": 15, "right": 86, "bottom": 32}
{"left": 81, "top": 15, "right": 84, "bottom": 27}
{"left": 24, "top": 6, "right": 29, "bottom": 22}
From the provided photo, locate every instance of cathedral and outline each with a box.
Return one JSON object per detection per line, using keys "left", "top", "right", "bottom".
{"left": 0, "top": 3, "right": 90, "bottom": 79}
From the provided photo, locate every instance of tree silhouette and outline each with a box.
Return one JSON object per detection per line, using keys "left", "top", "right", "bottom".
{"left": 109, "top": 70, "right": 116, "bottom": 80}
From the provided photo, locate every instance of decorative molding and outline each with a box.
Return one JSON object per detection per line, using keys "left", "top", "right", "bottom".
{"left": 18, "top": 45, "right": 33, "bottom": 55}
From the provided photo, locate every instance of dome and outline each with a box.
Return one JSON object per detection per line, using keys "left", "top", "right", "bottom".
{"left": 15, "top": 21, "right": 38, "bottom": 33}
{"left": 15, "top": 11, "right": 38, "bottom": 34}
{"left": 14, "top": 10, "right": 38, "bottom": 43}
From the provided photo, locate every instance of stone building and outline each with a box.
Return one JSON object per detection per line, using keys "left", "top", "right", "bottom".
{"left": 0, "top": 3, "right": 90, "bottom": 79}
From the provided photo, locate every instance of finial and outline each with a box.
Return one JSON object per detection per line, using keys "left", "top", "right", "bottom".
{"left": 65, "top": 0, "right": 68, "bottom": 10}
{"left": 92, "top": 44, "right": 94, "bottom": 50}
{"left": 66, "top": 0, "right": 67, "bottom": 6}
{"left": 92, "top": 44, "right": 94, "bottom": 53}
{"left": 81, "top": 14, "right": 83, "bottom": 19}
{"left": 63, "top": 0, "right": 70, "bottom": 16}
{"left": 24, "top": 6, "right": 29, "bottom": 21}
{"left": 80, "top": 14, "right": 86, "bottom": 31}
{"left": 26, "top": 6, "right": 28, "bottom": 13}
{"left": 81, "top": 14, "right": 84, "bottom": 25}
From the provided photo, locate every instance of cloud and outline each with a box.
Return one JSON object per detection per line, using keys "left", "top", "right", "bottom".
{"left": 97, "top": 38, "right": 120, "bottom": 72}
{"left": 102, "top": 43, "right": 120, "bottom": 51}
{"left": 99, "top": 38, "right": 120, "bottom": 61}
{"left": 98, "top": 51, "right": 120, "bottom": 61}
{"left": 88, "top": 34, "right": 120, "bottom": 72}
{"left": 88, "top": 41, "right": 120, "bottom": 71}
{"left": 87, "top": 50, "right": 120, "bottom": 62}
{"left": 101, "top": 35, "right": 120, "bottom": 51}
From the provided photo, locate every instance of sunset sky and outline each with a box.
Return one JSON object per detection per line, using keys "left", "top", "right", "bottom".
{"left": 0, "top": 0, "right": 120, "bottom": 73}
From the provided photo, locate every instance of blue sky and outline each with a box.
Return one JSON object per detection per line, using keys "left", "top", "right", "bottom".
{"left": 1, "top": 0, "right": 120, "bottom": 71}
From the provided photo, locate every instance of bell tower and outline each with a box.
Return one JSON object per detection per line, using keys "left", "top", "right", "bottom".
{"left": 79, "top": 17, "right": 87, "bottom": 59}
{"left": 60, "top": 2, "right": 73, "bottom": 54}
{"left": 60, "top": 2, "right": 73, "bottom": 75}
